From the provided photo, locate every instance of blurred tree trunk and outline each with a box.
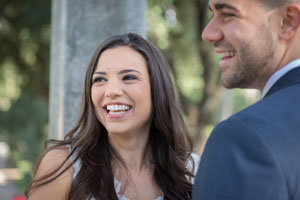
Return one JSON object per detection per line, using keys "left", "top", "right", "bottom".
{"left": 148, "top": 0, "right": 223, "bottom": 153}
{"left": 194, "top": 0, "right": 223, "bottom": 153}
{"left": 172, "top": 0, "right": 222, "bottom": 153}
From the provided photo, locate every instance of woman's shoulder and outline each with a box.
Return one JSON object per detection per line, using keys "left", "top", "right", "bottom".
{"left": 39, "top": 146, "right": 74, "bottom": 173}
{"left": 29, "top": 146, "right": 74, "bottom": 199}
{"left": 43, "top": 146, "right": 71, "bottom": 161}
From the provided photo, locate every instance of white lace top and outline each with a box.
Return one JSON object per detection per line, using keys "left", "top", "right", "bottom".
{"left": 69, "top": 149, "right": 200, "bottom": 200}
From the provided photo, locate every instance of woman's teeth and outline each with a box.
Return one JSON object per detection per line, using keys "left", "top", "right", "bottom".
{"left": 106, "top": 105, "right": 131, "bottom": 114}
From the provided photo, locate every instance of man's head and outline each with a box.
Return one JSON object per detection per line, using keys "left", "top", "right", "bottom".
{"left": 202, "top": 0, "right": 300, "bottom": 91}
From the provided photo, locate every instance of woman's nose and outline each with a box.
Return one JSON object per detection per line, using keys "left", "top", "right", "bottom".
{"left": 104, "top": 79, "right": 123, "bottom": 98}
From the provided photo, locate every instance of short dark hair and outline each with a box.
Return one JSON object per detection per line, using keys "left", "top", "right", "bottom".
{"left": 259, "top": 0, "right": 299, "bottom": 9}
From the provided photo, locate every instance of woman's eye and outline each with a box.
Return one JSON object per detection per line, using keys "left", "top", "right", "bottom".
{"left": 123, "top": 74, "right": 138, "bottom": 81}
{"left": 93, "top": 77, "right": 107, "bottom": 83}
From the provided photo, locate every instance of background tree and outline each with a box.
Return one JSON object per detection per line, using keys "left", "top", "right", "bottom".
{"left": 0, "top": 0, "right": 51, "bottom": 189}
{"left": 148, "top": 0, "right": 224, "bottom": 152}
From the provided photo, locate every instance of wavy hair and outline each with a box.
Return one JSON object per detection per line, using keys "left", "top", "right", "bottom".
{"left": 26, "top": 33, "right": 194, "bottom": 199}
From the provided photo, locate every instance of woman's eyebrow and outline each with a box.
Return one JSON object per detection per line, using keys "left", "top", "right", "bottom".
{"left": 93, "top": 69, "right": 142, "bottom": 75}
{"left": 94, "top": 71, "right": 106, "bottom": 75}
{"left": 119, "top": 69, "right": 141, "bottom": 75}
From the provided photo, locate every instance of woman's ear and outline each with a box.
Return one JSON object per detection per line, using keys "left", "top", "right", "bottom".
{"left": 279, "top": 3, "right": 300, "bottom": 40}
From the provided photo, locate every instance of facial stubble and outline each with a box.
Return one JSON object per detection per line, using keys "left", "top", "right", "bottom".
{"left": 221, "top": 23, "right": 275, "bottom": 89}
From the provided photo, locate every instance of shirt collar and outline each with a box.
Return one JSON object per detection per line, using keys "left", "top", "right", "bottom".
{"left": 261, "top": 58, "right": 300, "bottom": 98}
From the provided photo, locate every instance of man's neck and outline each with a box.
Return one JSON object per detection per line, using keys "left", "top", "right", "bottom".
{"left": 261, "top": 58, "right": 300, "bottom": 98}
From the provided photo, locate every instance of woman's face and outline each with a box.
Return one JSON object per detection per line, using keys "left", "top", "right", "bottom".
{"left": 91, "top": 46, "right": 152, "bottom": 137}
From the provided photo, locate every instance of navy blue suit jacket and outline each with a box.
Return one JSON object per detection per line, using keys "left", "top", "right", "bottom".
{"left": 193, "top": 67, "right": 300, "bottom": 200}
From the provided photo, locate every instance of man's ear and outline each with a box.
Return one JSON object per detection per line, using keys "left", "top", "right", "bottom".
{"left": 279, "top": 3, "right": 300, "bottom": 40}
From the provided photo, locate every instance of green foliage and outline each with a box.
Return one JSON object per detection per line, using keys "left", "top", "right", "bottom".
{"left": 147, "top": 0, "right": 222, "bottom": 149}
{"left": 16, "top": 160, "right": 33, "bottom": 191}
{"left": 232, "top": 89, "right": 260, "bottom": 113}
{"left": 0, "top": 0, "right": 51, "bottom": 191}
{"left": 0, "top": 89, "right": 48, "bottom": 160}
{"left": 148, "top": 0, "right": 206, "bottom": 104}
{"left": 0, "top": 60, "right": 23, "bottom": 111}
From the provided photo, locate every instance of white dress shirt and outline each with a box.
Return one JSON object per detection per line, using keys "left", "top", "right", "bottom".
{"left": 261, "top": 58, "right": 300, "bottom": 98}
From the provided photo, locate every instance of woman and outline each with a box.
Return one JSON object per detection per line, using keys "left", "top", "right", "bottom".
{"left": 26, "top": 33, "right": 199, "bottom": 200}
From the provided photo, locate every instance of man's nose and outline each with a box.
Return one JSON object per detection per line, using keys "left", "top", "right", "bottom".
{"left": 201, "top": 19, "right": 223, "bottom": 43}
{"left": 104, "top": 79, "right": 123, "bottom": 98}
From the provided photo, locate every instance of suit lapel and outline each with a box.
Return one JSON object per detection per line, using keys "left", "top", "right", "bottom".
{"left": 264, "top": 66, "right": 300, "bottom": 98}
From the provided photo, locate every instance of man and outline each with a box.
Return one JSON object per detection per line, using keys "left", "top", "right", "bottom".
{"left": 193, "top": 0, "right": 300, "bottom": 199}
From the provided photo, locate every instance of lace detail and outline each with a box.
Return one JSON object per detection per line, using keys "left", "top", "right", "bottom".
{"left": 114, "top": 178, "right": 130, "bottom": 200}
{"left": 69, "top": 148, "right": 81, "bottom": 180}
{"left": 114, "top": 178, "right": 163, "bottom": 200}
{"left": 187, "top": 153, "right": 201, "bottom": 184}
{"left": 69, "top": 147, "right": 199, "bottom": 200}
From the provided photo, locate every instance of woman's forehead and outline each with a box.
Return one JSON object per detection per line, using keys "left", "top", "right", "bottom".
{"left": 95, "top": 46, "right": 147, "bottom": 73}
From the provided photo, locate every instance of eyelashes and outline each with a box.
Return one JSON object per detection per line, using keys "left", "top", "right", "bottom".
{"left": 92, "top": 74, "right": 139, "bottom": 84}
{"left": 221, "top": 13, "right": 235, "bottom": 18}
{"left": 208, "top": 13, "right": 235, "bottom": 21}
{"left": 122, "top": 74, "right": 138, "bottom": 81}
{"left": 93, "top": 76, "right": 107, "bottom": 83}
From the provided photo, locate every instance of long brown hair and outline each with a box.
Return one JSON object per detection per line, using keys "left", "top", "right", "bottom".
{"left": 26, "top": 33, "right": 194, "bottom": 199}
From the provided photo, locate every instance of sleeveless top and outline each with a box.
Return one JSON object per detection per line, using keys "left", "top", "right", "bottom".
{"left": 69, "top": 148, "right": 200, "bottom": 200}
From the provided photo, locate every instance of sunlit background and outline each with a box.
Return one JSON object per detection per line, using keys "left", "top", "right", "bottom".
{"left": 0, "top": 0, "right": 259, "bottom": 198}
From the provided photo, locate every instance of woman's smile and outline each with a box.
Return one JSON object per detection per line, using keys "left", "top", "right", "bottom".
{"left": 104, "top": 103, "right": 133, "bottom": 119}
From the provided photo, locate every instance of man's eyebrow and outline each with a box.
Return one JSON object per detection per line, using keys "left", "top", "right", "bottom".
{"left": 118, "top": 69, "right": 141, "bottom": 75}
{"left": 209, "top": 3, "right": 238, "bottom": 12}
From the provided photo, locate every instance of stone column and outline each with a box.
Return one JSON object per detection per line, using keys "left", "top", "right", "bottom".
{"left": 49, "top": 0, "right": 146, "bottom": 139}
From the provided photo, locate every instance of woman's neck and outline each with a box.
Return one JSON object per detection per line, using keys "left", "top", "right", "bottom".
{"left": 109, "top": 130, "right": 151, "bottom": 173}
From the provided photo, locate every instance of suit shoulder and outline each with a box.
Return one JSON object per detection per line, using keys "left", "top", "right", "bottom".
{"left": 211, "top": 116, "right": 256, "bottom": 142}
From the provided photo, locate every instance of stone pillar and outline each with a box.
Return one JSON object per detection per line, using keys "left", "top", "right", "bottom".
{"left": 49, "top": 0, "right": 146, "bottom": 139}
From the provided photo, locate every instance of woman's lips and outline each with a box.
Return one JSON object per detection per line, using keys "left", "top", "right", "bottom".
{"left": 106, "top": 109, "right": 131, "bottom": 119}
{"left": 103, "top": 103, "right": 132, "bottom": 119}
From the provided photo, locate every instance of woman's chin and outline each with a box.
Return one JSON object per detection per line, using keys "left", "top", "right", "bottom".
{"left": 107, "top": 129, "right": 130, "bottom": 137}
